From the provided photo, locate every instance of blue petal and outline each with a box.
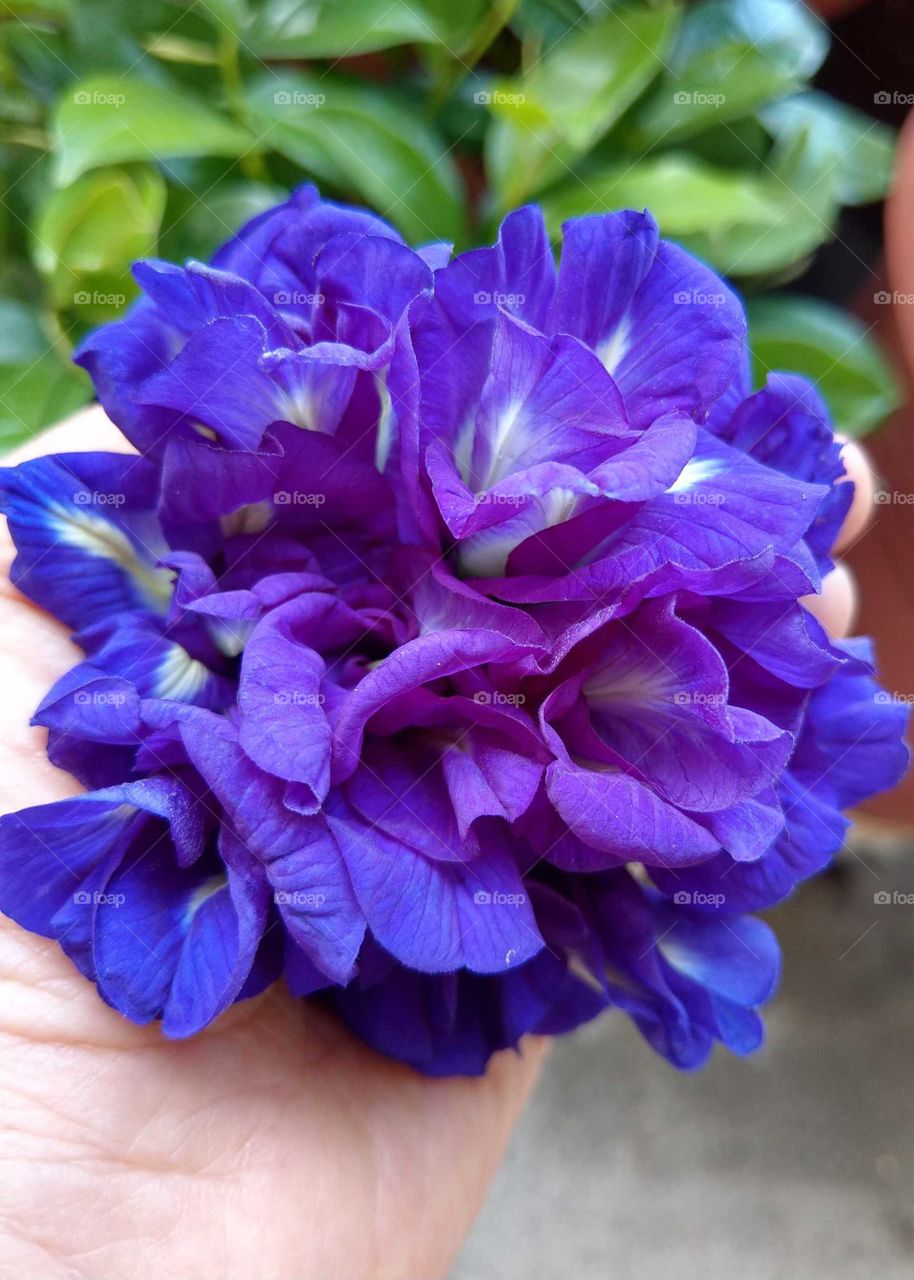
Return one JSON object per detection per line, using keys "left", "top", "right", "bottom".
{"left": 331, "top": 811, "right": 544, "bottom": 974}
{"left": 180, "top": 713, "right": 365, "bottom": 983}
{"left": 0, "top": 453, "right": 171, "bottom": 629}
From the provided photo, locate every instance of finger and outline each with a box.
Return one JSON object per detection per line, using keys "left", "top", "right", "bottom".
{"left": 833, "top": 436, "right": 876, "bottom": 554}
{"left": 803, "top": 562, "right": 859, "bottom": 639}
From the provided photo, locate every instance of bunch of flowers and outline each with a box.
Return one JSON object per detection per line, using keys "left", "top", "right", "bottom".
{"left": 0, "top": 186, "right": 906, "bottom": 1075}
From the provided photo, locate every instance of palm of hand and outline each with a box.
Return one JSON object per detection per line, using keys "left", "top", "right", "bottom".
{"left": 0, "top": 401, "right": 876, "bottom": 1278}
{"left": 0, "top": 413, "right": 543, "bottom": 1280}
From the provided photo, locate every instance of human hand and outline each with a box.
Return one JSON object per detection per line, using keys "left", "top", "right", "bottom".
{"left": 0, "top": 405, "right": 548, "bottom": 1280}
{"left": 0, "top": 404, "right": 876, "bottom": 1279}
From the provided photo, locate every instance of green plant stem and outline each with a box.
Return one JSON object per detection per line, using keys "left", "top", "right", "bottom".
{"left": 217, "top": 31, "right": 266, "bottom": 181}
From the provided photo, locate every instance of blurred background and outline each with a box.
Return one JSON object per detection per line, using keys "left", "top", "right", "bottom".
{"left": 2, "top": 0, "right": 913, "bottom": 1275}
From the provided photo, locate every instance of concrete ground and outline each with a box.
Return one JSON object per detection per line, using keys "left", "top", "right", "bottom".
{"left": 455, "top": 836, "right": 914, "bottom": 1280}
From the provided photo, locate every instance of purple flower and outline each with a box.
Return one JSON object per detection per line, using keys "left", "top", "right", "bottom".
{"left": 75, "top": 183, "right": 435, "bottom": 458}
{"left": 0, "top": 187, "right": 907, "bottom": 1076}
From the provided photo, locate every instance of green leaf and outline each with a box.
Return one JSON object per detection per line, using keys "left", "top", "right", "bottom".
{"left": 544, "top": 152, "right": 782, "bottom": 235}
{"left": 0, "top": 299, "right": 48, "bottom": 366}
{"left": 760, "top": 91, "right": 896, "bottom": 207}
{"left": 247, "top": 0, "right": 488, "bottom": 58}
{"left": 159, "top": 180, "right": 288, "bottom": 262}
{"left": 671, "top": 114, "right": 771, "bottom": 170}
{"left": 0, "top": 352, "right": 93, "bottom": 452}
{"left": 200, "top": 0, "right": 250, "bottom": 38}
{"left": 245, "top": 74, "right": 466, "bottom": 244}
{"left": 714, "top": 124, "right": 838, "bottom": 278}
{"left": 143, "top": 33, "right": 221, "bottom": 65}
{"left": 542, "top": 132, "right": 839, "bottom": 279}
{"left": 485, "top": 2, "right": 682, "bottom": 210}
{"left": 33, "top": 166, "right": 166, "bottom": 317}
{"left": 627, "top": 0, "right": 829, "bottom": 147}
{"left": 508, "top": 0, "right": 601, "bottom": 50}
{"left": 2, "top": 0, "right": 73, "bottom": 16}
{"left": 748, "top": 295, "right": 901, "bottom": 437}
{"left": 420, "top": 0, "right": 491, "bottom": 49}
{"left": 51, "top": 75, "right": 252, "bottom": 186}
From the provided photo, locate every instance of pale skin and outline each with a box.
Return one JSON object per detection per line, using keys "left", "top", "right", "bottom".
{"left": 0, "top": 406, "right": 876, "bottom": 1278}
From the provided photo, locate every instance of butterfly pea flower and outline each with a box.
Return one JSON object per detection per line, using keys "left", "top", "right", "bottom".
{"left": 0, "top": 189, "right": 906, "bottom": 1076}
{"left": 75, "top": 183, "right": 436, "bottom": 457}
